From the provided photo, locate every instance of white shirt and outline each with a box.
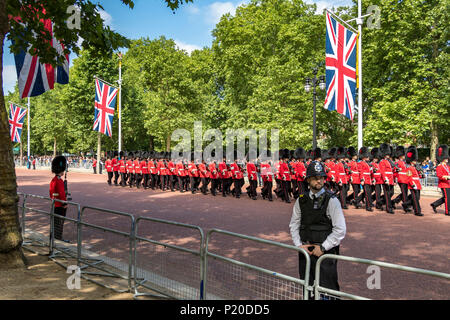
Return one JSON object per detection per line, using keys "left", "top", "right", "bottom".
{"left": 289, "top": 188, "right": 346, "bottom": 251}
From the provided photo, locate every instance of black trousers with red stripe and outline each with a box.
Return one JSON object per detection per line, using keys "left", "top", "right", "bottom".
{"left": 382, "top": 184, "right": 394, "bottom": 212}
{"left": 371, "top": 184, "right": 383, "bottom": 209}
{"left": 431, "top": 188, "right": 450, "bottom": 215}
{"left": 404, "top": 189, "right": 421, "bottom": 214}
{"left": 393, "top": 183, "right": 409, "bottom": 205}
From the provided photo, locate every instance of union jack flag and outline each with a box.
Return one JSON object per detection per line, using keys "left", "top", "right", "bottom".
{"left": 8, "top": 103, "right": 27, "bottom": 143}
{"left": 324, "top": 11, "right": 358, "bottom": 120}
{"left": 13, "top": 17, "right": 70, "bottom": 99}
{"left": 93, "top": 79, "right": 118, "bottom": 137}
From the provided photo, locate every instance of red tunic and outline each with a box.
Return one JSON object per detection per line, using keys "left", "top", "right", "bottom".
{"left": 208, "top": 163, "right": 219, "bottom": 179}
{"left": 379, "top": 159, "right": 394, "bottom": 185}
{"left": 396, "top": 160, "right": 409, "bottom": 184}
{"left": 261, "top": 163, "right": 273, "bottom": 182}
{"left": 140, "top": 160, "right": 149, "bottom": 174}
{"left": 105, "top": 159, "right": 113, "bottom": 172}
{"left": 348, "top": 160, "right": 361, "bottom": 184}
{"left": 371, "top": 162, "right": 383, "bottom": 185}
{"left": 335, "top": 162, "right": 348, "bottom": 184}
{"left": 358, "top": 161, "right": 372, "bottom": 185}
{"left": 176, "top": 162, "right": 186, "bottom": 177}
{"left": 112, "top": 158, "right": 120, "bottom": 172}
{"left": 49, "top": 176, "right": 66, "bottom": 208}
{"left": 188, "top": 163, "right": 199, "bottom": 177}
{"left": 246, "top": 163, "right": 258, "bottom": 181}
{"left": 436, "top": 163, "right": 450, "bottom": 189}
{"left": 406, "top": 165, "right": 422, "bottom": 190}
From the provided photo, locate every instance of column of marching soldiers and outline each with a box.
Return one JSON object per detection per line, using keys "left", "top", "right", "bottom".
{"left": 103, "top": 143, "right": 450, "bottom": 217}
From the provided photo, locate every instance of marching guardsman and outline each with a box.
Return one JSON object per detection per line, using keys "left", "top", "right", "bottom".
{"left": 126, "top": 152, "right": 135, "bottom": 188}
{"left": 230, "top": 152, "right": 244, "bottom": 198}
{"left": 274, "top": 149, "right": 283, "bottom": 199}
{"left": 324, "top": 148, "right": 337, "bottom": 192}
{"left": 370, "top": 148, "right": 384, "bottom": 210}
{"left": 392, "top": 146, "right": 409, "bottom": 208}
{"left": 188, "top": 154, "right": 200, "bottom": 194}
{"left": 279, "top": 149, "right": 292, "bottom": 203}
{"left": 50, "top": 156, "right": 68, "bottom": 241}
{"left": 346, "top": 146, "right": 361, "bottom": 206}
{"left": 402, "top": 146, "right": 423, "bottom": 216}
{"left": 198, "top": 158, "right": 210, "bottom": 195}
{"left": 305, "top": 150, "right": 312, "bottom": 168}
{"left": 379, "top": 143, "right": 395, "bottom": 214}
{"left": 176, "top": 156, "right": 187, "bottom": 193}
{"left": 289, "top": 151, "right": 298, "bottom": 199}
{"left": 112, "top": 151, "right": 120, "bottom": 186}
{"left": 246, "top": 151, "right": 258, "bottom": 200}
{"left": 335, "top": 147, "right": 349, "bottom": 209}
{"left": 119, "top": 152, "right": 127, "bottom": 187}
{"left": 208, "top": 156, "right": 219, "bottom": 196}
{"left": 141, "top": 152, "right": 150, "bottom": 189}
{"left": 355, "top": 147, "right": 373, "bottom": 211}
{"left": 431, "top": 145, "right": 450, "bottom": 216}
{"left": 105, "top": 153, "right": 113, "bottom": 186}
{"left": 149, "top": 152, "right": 158, "bottom": 190}
{"left": 294, "top": 148, "right": 307, "bottom": 196}
{"left": 261, "top": 150, "right": 274, "bottom": 201}
{"left": 157, "top": 152, "right": 167, "bottom": 191}
{"left": 167, "top": 153, "right": 176, "bottom": 192}
{"left": 219, "top": 155, "right": 231, "bottom": 197}
{"left": 134, "top": 152, "right": 143, "bottom": 189}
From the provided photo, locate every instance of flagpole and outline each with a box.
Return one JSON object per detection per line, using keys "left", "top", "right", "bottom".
{"left": 27, "top": 97, "right": 30, "bottom": 164}
{"left": 118, "top": 52, "right": 122, "bottom": 156}
{"left": 357, "top": 0, "right": 363, "bottom": 150}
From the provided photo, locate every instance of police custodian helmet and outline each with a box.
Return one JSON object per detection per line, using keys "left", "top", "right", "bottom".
{"left": 51, "top": 156, "right": 67, "bottom": 174}
{"left": 305, "top": 161, "right": 328, "bottom": 179}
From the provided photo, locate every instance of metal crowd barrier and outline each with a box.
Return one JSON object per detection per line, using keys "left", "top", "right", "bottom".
{"left": 134, "top": 216, "right": 205, "bottom": 300}
{"left": 17, "top": 192, "right": 450, "bottom": 300}
{"left": 204, "top": 229, "right": 311, "bottom": 300}
{"left": 314, "top": 254, "right": 450, "bottom": 300}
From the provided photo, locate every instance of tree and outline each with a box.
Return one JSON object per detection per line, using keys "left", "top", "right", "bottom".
{"left": 0, "top": 0, "right": 191, "bottom": 266}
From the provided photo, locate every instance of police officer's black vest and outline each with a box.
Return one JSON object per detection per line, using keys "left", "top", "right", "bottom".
{"left": 298, "top": 190, "right": 334, "bottom": 244}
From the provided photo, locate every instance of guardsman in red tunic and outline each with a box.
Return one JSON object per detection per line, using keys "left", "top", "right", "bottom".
{"left": 157, "top": 152, "right": 167, "bottom": 191}
{"left": 133, "top": 152, "right": 143, "bottom": 189}
{"left": 140, "top": 152, "right": 150, "bottom": 189}
{"left": 208, "top": 158, "right": 219, "bottom": 196}
{"left": 355, "top": 147, "right": 373, "bottom": 211}
{"left": 50, "top": 156, "right": 67, "bottom": 241}
{"left": 198, "top": 158, "right": 210, "bottom": 195}
{"left": 431, "top": 145, "right": 450, "bottom": 215}
{"left": 294, "top": 148, "right": 307, "bottom": 196}
{"left": 261, "top": 151, "right": 274, "bottom": 201}
{"left": 279, "top": 149, "right": 292, "bottom": 203}
{"left": 176, "top": 157, "right": 187, "bottom": 193}
{"left": 230, "top": 152, "right": 244, "bottom": 198}
{"left": 346, "top": 146, "right": 361, "bottom": 205}
{"left": 378, "top": 143, "right": 395, "bottom": 214}
{"left": 167, "top": 153, "right": 176, "bottom": 192}
{"left": 219, "top": 156, "right": 231, "bottom": 197}
{"left": 370, "top": 148, "right": 384, "bottom": 210}
{"left": 112, "top": 151, "right": 120, "bottom": 186}
{"left": 246, "top": 151, "right": 258, "bottom": 200}
{"left": 335, "top": 147, "right": 349, "bottom": 209}
{"left": 105, "top": 153, "right": 113, "bottom": 186}
{"left": 119, "top": 152, "right": 127, "bottom": 187}
{"left": 402, "top": 146, "right": 423, "bottom": 216}
{"left": 188, "top": 155, "right": 200, "bottom": 194}
{"left": 324, "top": 148, "right": 337, "bottom": 192}
{"left": 92, "top": 158, "right": 97, "bottom": 174}
{"left": 126, "top": 152, "right": 135, "bottom": 188}
{"left": 392, "top": 146, "right": 409, "bottom": 208}
{"left": 148, "top": 152, "right": 158, "bottom": 190}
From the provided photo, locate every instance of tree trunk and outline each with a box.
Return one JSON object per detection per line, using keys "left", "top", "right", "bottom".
{"left": 0, "top": 0, "right": 26, "bottom": 267}
{"left": 53, "top": 137, "right": 57, "bottom": 157}
{"left": 149, "top": 135, "right": 154, "bottom": 151}
{"left": 430, "top": 117, "right": 438, "bottom": 162}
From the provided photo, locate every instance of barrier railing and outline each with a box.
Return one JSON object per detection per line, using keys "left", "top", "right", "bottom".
{"left": 134, "top": 216, "right": 205, "bottom": 300}
{"left": 204, "top": 229, "right": 311, "bottom": 300}
{"left": 17, "top": 192, "right": 450, "bottom": 300}
{"left": 314, "top": 254, "right": 450, "bottom": 300}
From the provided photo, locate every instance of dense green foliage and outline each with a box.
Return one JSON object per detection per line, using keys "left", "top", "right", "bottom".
{"left": 5, "top": 0, "right": 449, "bottom": 157}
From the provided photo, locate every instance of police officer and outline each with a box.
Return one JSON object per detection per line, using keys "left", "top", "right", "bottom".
{"left": 289, "top": 161, "right": 346, "bottom": 297}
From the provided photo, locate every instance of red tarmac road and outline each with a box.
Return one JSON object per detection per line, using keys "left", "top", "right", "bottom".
{"left": 16, "top": 168, "right": 450, "bottom": 300}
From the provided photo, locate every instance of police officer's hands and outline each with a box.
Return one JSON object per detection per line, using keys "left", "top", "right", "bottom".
{"left": 300, "top": 244, "right": 324, "bottom": 257}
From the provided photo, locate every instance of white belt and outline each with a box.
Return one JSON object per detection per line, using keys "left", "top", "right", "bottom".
{"left": 385, "top": 172, "right": 393, "bottom": 174}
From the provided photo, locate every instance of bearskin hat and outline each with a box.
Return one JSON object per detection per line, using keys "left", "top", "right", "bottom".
{"left": 328, "top": 147, "right": 337, "bottom": 159}
{"left": 347, "top": 146, "right": 357, "bottom": 158}
{"left": 306, "top": 150, "right": 312, "bottom": 160}
{"left": 358, "top": 147, "right": 370, "bottom": 160}
{"left": 312, "top": 147, "right": 322, "bottom": 160}
{"left": 405, "top": 146, "right": 418, "bottom": 164}
{"left": 336, "top": 147, "right": 346, "bottom": 160}
{"left": 322, "top": 149, "right": 329, "bottom": 160}
{"left": 379, "top": 143, "right": 391, "bottom": 158}
{"left": 395, "top": 146, "right": 405, "bottom": 158}
{"left": 370, "top": 147, "right": 380, "bottom": 160}
{"left": 52, "top": 156, "right": 67, "bottom": 174}
{"left": 436, "top": 145, "right": 449, "bottom": 163}
{"left": 294, "top": 148, "right": 306, "bottom": 160}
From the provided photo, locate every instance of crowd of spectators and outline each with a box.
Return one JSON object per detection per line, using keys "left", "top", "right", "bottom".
{"left": 14, "top": 155, "right": 104, "bottom": 171}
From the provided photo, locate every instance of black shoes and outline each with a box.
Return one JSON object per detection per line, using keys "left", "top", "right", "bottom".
{"left": 430, "top": 204, "right": 437, "bottom": 213}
